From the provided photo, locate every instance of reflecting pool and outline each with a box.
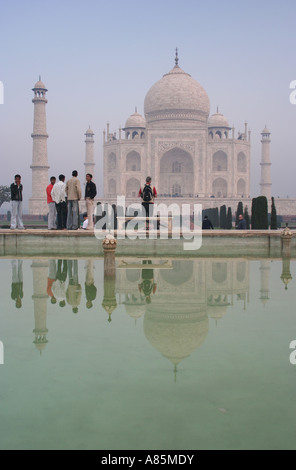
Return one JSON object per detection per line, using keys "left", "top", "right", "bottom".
{"left": 0, "top": 255, "right": 295, "bottom": 450}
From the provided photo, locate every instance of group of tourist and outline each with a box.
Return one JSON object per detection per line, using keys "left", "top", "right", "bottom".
{"left": 10, "top": 173, "right": 247, "bottom": 231}
{"left": 9, "top": 173, "right": 156, "bottom": 231}
{"left": 47, "top": 171, "right": 96, "bottom": 230}
{"left": 10, "top": 171, "right": 97, "bottom": 230}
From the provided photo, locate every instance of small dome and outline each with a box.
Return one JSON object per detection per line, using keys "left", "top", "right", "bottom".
{"left": 124, "top": 111, "right": 146, "bottom": 129}
{"left": 85, "top": 126, "right": 94, "bottom": 135}
{"left": 144, "top": 64, "right": 210, "bottom": 124}
{"left": 208, "top": 111, "right": 229, "bottom": 128}
{"left": 33, "top": 78, "right": 47, "bottom": 90}
{"left": 207, "top": 305, "right": 228, "bottom": 320}
{"left": 262, "top": 126, "right": 270, "bottom": 134}
{"left": 125, "top": 303, "right": 146, "bottom": 319}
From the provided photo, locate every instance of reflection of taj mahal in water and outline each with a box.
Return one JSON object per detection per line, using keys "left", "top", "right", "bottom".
{"left": 21, "top": 257, "right": 286, "bottom": 373}
{"left": 116, "top": 258, "right": 250, "bottom": 374}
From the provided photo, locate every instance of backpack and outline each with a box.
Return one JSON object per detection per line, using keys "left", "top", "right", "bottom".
{"left": 142, "top": 184, "right": 153, "bottom": 202}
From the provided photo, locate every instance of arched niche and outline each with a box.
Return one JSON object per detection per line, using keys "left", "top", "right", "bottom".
{"left": 237, "top": 178, "right": 246, "bottom": 196}
{"left": 213, "top": 150, "right": 227, "bottom": 172}
{"left": 237, "top": 152, "right": 247, "bottom": 172}
{"left": 108, "top": 178, "right": 116, "bottom": 195}
{"left": 212, "top": 177, "right": 227, "bottom": 197}
{"left": 160, "top": 260, "right": 193, "bottom": 286}
{"left": 126, "top": 151, "right": 141, "bottom": 171}
{"left": 236, "top": 261, "right": 246, "bottom": 283}
{"left": 212, "top": 262, "right": 227, "bottom": 284}
{"left": 126, "top": 177, "right": 140, "bottom": 198}
{"left": 108, "top": 152, "right": 116, "bottom": 172}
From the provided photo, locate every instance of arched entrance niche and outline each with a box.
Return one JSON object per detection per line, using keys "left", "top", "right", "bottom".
{"left": 159, "top": 147, "right": 194, "bottom": 196}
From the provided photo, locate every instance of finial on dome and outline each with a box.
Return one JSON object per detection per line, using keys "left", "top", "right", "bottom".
{"left": 135, "top": 106, "right": 137, "bottom": 113}
{"left": 175, "top": 47, "right": 179, "bottom": 66}
{"left": 217, "top": 106, "right": 219, "bottom": 113}
{"left": 39, "top": 75, "right": 41, "bottom": 81}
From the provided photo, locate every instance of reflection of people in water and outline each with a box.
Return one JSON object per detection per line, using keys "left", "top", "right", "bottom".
{"left": 47, "top": 259, "right": 57, "bottom": 304}
{"left": 85, "top": 259, "right": 97, "bottom": 309}
{"left": 52, "top": 260, "right": 67, "bottom": 307}
{"left": 138, "top": 260, "right": 157, "bottom": 304}
{"left": 66, "top": 260, "right": 82, "bottom": 313}
{"left": 11, "top": 259, "right": 23, "bottom": 308}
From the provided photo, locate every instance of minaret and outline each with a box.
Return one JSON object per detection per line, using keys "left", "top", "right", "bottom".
{"left": 259, "top": 260, "right": 270, "bottom": 305}
{"left": 31, "top": 260, "right": 49, "bottom": 353}
{"left": 29, "top": 77, "right": 49, "bottom": 215}
{"left": 260, "top": 126, "right": 272, "bottom": 200}
{"left": 84, "top": 126, "right": 95, "bottom": 181}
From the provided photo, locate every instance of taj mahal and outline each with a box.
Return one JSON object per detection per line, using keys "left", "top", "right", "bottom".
{"left": 28, "top": 51, "right": 295, "bottom": 216}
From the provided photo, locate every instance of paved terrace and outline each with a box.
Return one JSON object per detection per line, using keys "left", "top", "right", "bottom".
{"left": 0, "top": 228, "right": 295, "bottom": 258}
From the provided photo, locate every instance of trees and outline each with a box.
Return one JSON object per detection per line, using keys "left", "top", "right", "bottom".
{"left": 251, "top": 196, "right": 268, "bottom": 229}
{"left": 0, "top": 186, "right": 10, "bottom": 208}
{"left": 220, "top": 205, "right": 227, "bottom": 229}
{"left": 270, "top": 197, "right": 277, "bottom": 230}
{"left": 251, "top": 198, "right": 257, "bottom": 229}
{"left": 226, "top": 207, "right": 233, "bottom": 229}
{"left": 203, "top": 207, "right": 219, "bottom": 227}
{"left": 213, "top": 207, "right": 219, "bottom": 228}
{"left": 235, "top": 201, "right": 244, "bottom": 226}
{"left": 243, "top": 206, "right": 250, "bottom": 229}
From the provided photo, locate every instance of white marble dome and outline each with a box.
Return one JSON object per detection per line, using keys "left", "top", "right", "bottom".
{"left": 124, "top": 111, "right": 146, "bottom": 129}
{"left": 144, "top": 64, "right": 210, "bottom": 123}
{"left": 208, "top": 111, "right": 230, "bottom": 128}
{"left": 33, "top": 79, "right": 47, "bottom": 90}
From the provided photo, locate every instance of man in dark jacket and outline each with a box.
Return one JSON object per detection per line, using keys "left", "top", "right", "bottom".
{"left": 10, "top": 174, "right": 25, "bottom": 229}
{"left": 85, "top": 173, "right": 97, "bottom": 230}
{"left": 202, "top": 215, "right": 214, "bottom": 230}
{"left": 236, "top": 214, "right": 247, "bottom": 229}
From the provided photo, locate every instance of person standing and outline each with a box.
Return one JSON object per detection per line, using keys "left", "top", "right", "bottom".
{"left": 85, "top": 173, "right": 97, "bottom": 230}
{"left": 202, "top": 215, "right": 214, "bottom": 230}
{"left": 10, "top": 174, "right": 24, "bottom": 230}
{"left": 65, "top": 170, "right": 82, "bottom": 230}
{"left": 51, "top": 174, "right": 67, "bottom": 230}
{"left": 52, "top": 259, "right": 67, "bottom": 308}
{"left": 47, "top": 259, "right": 57, "bottom": 304}
{"left": 66, "top": 259, "right": 82, "bottom": 313}
{"left": 236, "top": 214, "right": 247, "bottom": 229}
{"left": 11, "top": 259, "right": 23, "bottom": 308}
{"left": 138, "top": 260, "right": 157, "bottom": 304}
{"left": 138, "top": 176, "right": 157, "bottom": 230}
{"left": 46, "top": 176, "right": 57, "bottom": 230}
{"left": 85, "top": 259, "right": 97, "bottom": 309}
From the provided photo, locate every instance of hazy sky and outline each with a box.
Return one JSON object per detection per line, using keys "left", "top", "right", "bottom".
{"left": 1, "top": 0, "right": 296, "bottom": 210}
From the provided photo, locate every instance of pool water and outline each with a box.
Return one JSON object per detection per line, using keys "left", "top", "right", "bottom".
{"left": 0, "top": 256, "right": 295, "bottom": 450}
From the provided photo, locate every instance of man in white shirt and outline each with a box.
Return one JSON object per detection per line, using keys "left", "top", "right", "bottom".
{"left": 51, "top": 174, "right": 67, "bottom": 230}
